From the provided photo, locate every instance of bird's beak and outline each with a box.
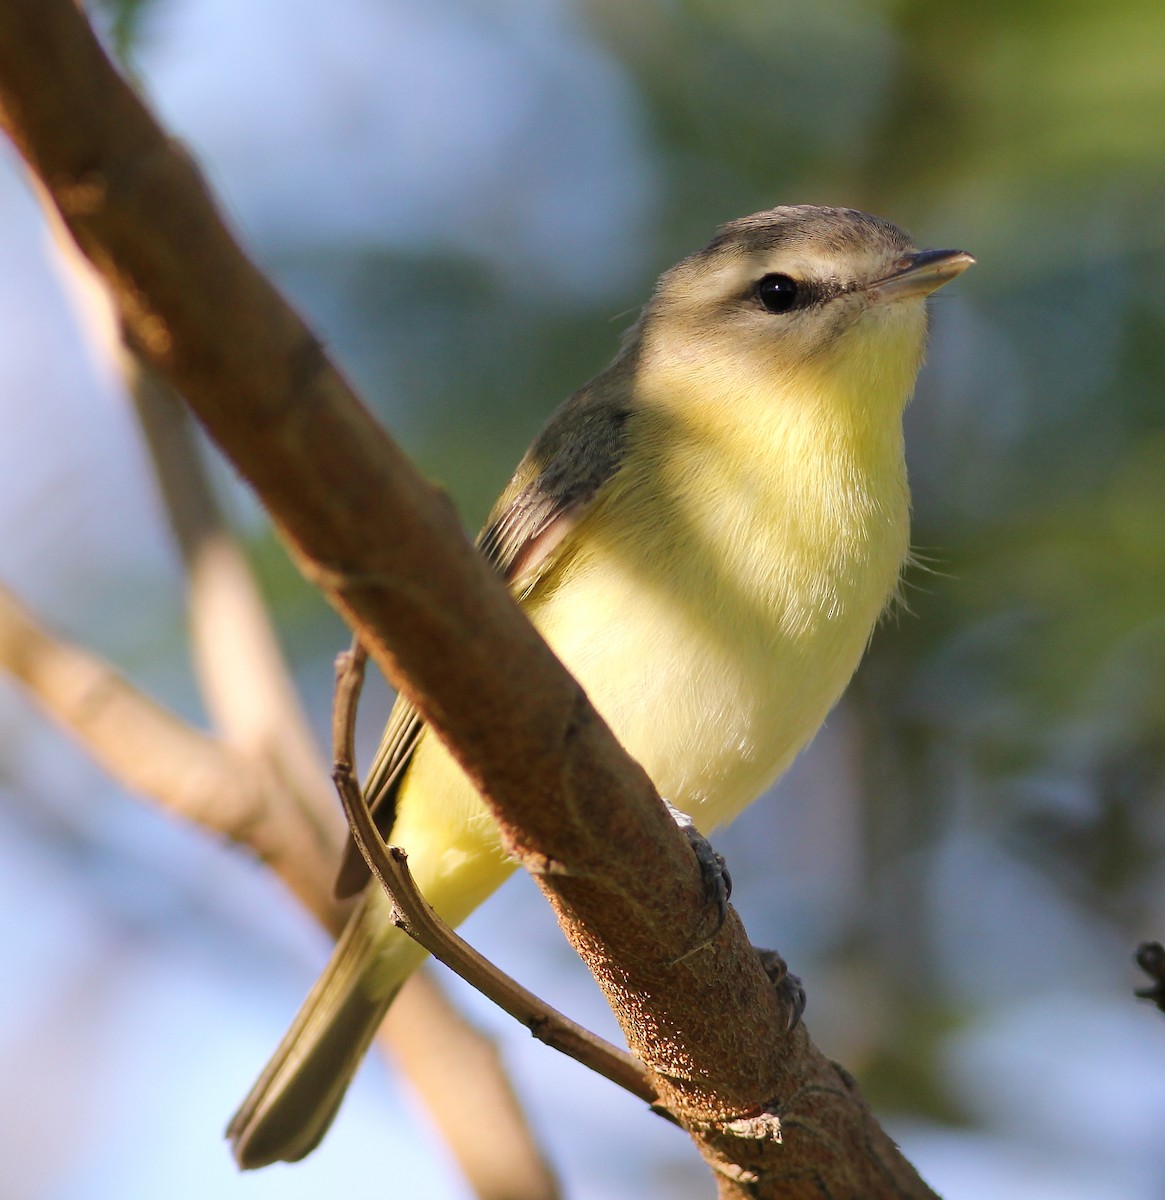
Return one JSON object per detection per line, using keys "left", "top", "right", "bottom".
{"left": 866, "top": 249, "right": 975, "bottom": 303}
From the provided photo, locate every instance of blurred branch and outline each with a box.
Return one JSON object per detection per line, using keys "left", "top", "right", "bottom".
{"left": 0, "top": 580, "right": 341, "bottom": 923}
{"left": 42, "top": 190, "right": 339, "bottom": 826}
{"left": 333, "top": 641, "right": 655, "bottom": 1105}
{"left": 383, "top": 976, "right": 562, "bottom": 1200}
{"left": 31, "top": 169, "right": 563, "bottom": 1200}
{"left": 132, "top": 367, "right": 332, "bottom": 775}
{"left": 0, "top": 572, "right": 560, "bottom": 1199}
{"left": 0, "top": 3, "right": 937, "bottom": 1195}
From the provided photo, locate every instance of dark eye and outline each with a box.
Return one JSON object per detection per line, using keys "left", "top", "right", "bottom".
{"left": 756, "top": 273, "right": 800, "bottom": 314}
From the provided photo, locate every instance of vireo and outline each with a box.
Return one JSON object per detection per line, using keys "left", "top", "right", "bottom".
{"left": 229, "top": 204, "right": 972, "bottom": 1167}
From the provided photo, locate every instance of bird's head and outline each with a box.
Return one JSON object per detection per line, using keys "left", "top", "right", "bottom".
{"left": 639, "top": 205, "right": 973, "bottom": 417}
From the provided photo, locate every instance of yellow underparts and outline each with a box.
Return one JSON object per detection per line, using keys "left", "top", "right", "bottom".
{"left": 385, "top": 337, "right": 912, "bottom": 955}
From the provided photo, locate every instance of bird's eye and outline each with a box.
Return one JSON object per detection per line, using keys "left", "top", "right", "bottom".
{"left": 756, "top": 273, "right": 800, "bottom": 314}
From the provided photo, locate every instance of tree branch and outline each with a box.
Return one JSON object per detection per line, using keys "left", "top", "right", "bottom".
{"left": 0, "top": 4, "right": 937, "bottom": 1193}
{"left": 383, "top": 974, "right": 562, "bottom": 1200}
{"left": 0, "top": 580, "right": 340, "bottom": 923}
{"left": 40, "top": 191, "right": 341, "bottom": 838}
{"left": 0, "top": 578, "right": 561, "bottom": 1198}
{"left": 30, "top": 182, "right": 562, "bottom": 1199}
{"left": 332, "top": 641, "right": 655, "bottom": 1106}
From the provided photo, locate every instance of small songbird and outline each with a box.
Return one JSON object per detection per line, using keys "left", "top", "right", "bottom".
{"left": 228, "top": 205, "right": 973, "bottom": 1167}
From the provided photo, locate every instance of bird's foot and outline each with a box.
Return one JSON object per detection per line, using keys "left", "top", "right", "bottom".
{"left": 755, "top": 948, "right": 806, "bottom": 1032}
{"left": 663, "top": 798, "right": 732, "bottom": 940}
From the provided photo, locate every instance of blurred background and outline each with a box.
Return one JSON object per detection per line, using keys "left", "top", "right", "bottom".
{"left": 2, "top": 0, "right": 1165, "bottom": 1196}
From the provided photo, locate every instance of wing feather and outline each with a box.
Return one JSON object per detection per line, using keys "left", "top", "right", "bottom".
{"left": 333, "top": 377, "right": 633, "bottom": 898}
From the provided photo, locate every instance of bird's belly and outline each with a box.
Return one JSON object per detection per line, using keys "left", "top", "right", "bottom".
{"left": 527, "top": 552, "right": 883, "bottom": 833}
{"left": 391, "top": 516, "right": 900, "bottom": 900}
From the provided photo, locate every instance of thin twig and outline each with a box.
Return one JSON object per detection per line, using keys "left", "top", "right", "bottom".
{"left": 332, "top": 641, "right": 658, "bottom": 1108}
{"left": 0, "top": 584, "right": 564, "bottom": 1200}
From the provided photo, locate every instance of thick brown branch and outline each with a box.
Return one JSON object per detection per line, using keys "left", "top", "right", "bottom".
{"left": 41, "top": 199, "right": 340, "bottom": 845}
{"left": 36, "top": 193, "right": 560, "bottom": 1200}
{"left": 0, "top": 6, "right": 937, "bottom": 1194}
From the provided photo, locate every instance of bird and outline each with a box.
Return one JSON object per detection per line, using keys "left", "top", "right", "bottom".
{"left": 227, "top": 204, "right": 973, "bottom": 1168}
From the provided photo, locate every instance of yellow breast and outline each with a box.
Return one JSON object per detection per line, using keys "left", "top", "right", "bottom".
{"left": 526, "top": 368, "right": 910, "bottom": 831}
{"left": 390, "top": 356, "right": 911, "bottom": 922}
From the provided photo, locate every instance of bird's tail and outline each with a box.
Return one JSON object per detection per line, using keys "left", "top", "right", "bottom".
{"left": 227, "top": 889, "right": 426, "bottom": 1169}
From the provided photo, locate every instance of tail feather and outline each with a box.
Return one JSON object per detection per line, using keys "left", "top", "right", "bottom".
{"left": 227, "top": 892, "right": 425, "bottom": 1168}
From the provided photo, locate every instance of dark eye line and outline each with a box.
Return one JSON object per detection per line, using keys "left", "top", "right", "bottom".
{"left": 816, "top": 279, "right": 856, "bottom": 303}
{"left": 749, "top": 275, "right": 856, "bottom": 313}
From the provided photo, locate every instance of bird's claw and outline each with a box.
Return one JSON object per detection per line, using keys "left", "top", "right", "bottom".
{"left": 755, "top": 948, "right": 806, "bottom": 1032}
{"left": 663, "top": 799, "right": 732, "bottom": 934}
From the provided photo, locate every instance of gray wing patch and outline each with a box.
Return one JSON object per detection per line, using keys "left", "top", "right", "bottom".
{"left": 479, "top": 390, "right": 631, "bottom": 590}
{"left": 333, "top": 385, "right": 632, "bottom": 898}
{"left": 333, "top": 700, "right": 424, "bottom": 897}
{"left": 476, "top": 478, "right": 588, "bottom": 597}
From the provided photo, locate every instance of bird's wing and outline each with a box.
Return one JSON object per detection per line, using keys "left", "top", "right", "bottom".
{"left": 333, "top": 382, "right": 633, "bottom": 898}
